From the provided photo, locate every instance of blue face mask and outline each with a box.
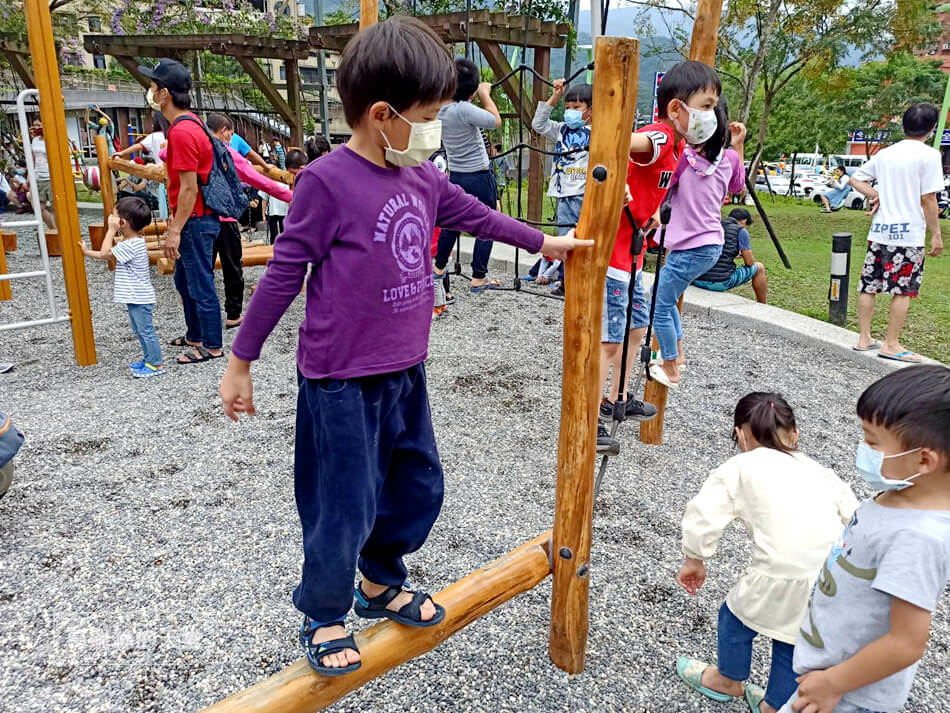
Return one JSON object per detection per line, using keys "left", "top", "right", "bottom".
{"left": 564, "top": 109, "right": 586, "bottom": 129}
{"left": 855, "top": 441, "right": 922, "bottom": 491}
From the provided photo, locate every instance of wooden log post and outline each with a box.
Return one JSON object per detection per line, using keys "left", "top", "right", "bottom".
{"left": 527, "top": 47, "right": 551, "bottom": 228}
{"left": 27, "top": 0, "right": 96, "bottom": 366}
{"left": 0, "top": 247, "right": 12, "bottom": 301}
{"left": 549, "top": 36, "right": 639, "bottom": 674}
{"left": 198, "top": 533, "right": 552, "bottom": 713}
{"left": 94, "top": 134, "right": 116, "bottom": 220}
{"left": 88, "top": 224, "right": 105, "bottom": 251}
{"left": 640, "top": 0, "right": 723, "bottom": 446}
{"left": 2, "top": 232, "right": 16, "bottom": 252}
{"left": 360, "top": 0, "right": 378, "bottom": 30}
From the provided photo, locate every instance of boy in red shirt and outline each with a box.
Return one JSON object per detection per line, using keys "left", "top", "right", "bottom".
{"left": 139, "top": 58, "right": 222, "bottom": 365}
{"left": 597, "top": 63, "right": 697, "bottom": 455}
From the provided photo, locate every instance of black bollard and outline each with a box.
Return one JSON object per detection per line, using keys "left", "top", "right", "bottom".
{"left": 828, "top": 232, "right": 853, "bottom": 326}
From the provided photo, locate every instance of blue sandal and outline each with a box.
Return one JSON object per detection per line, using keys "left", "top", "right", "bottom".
{"left": 354, "top": 584, "right": 446, "bottom": 627}
{"left": 299, "top": 616, "right": 361, "bottom": 677}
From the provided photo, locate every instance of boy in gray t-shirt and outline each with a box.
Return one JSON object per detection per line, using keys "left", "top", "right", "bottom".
{"left": 781, "top": 365, "right": 950, "bottom": 713}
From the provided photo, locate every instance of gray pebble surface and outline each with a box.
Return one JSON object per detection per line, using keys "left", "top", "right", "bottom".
{"left": 0, "top": 219, "right": 947, "bottom": 713}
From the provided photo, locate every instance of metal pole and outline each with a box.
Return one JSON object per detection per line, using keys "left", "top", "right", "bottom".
{"left": 590, "top": 0, "right": 602, "bottom": 42}
{"left": 934, "top": 71, "right": 950, "bottom": 151}
{"left": 315, "top": 0, "right": 330, "bottom": 141}
{"left": 192, "top": 52, "right": 204, "bottom": 117}
{"left": 828, "top": 232, "right": 852, "bottom": 327}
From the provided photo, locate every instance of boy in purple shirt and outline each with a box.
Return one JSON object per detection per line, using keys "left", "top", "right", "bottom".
{"left": 220, "top": 16, "right": 589, "bottom": 677}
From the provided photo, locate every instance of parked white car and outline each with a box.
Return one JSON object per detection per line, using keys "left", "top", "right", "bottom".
{"left": 753, "top": 174, "right": 804, "bottom": 197}
{"left": 811, "top": 183, "right": 867, "bottom": 211}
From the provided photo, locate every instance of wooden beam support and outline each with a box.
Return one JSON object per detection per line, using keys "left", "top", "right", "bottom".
{"left": 0, "top": 248, "right": 12, "bottom": 301}
{"left": 475, "top": 39, "right": 534, "bottom": 129}
{"left": 94, "top": 135, "right": 116, "bottom": 220}
{"left": 2, "top": 49, "right": 35, "bottom": 88}
{"left": 527, "top": 47, "right": 550, "bottom": 227}
{"left": 108, "top": 156, "right": 167, "bottom": 185}
{"left": 549, "top": 36, "right": 639, "bottom": 674}
{"left": 198, "top": 532, "right": 552, "bottom": 713}
{"left": 114, "top": 55, "right": 151, "bottom": 88}
{"left": 26, "top": 0, "right": 96, "bottom": 366}
{"left": 235, "top": 56, "right": 297, "bottom": 132}
{"left": 359, "top": 0, "right": 378, "bottom": 30}
{"left": 284, "top": 58, "right": 304, "bottom": 147}
{"left": 254, "top": 164, "right": 294, "bottom": 186}
{"left": 689, "top": 0, "right": 724, "bottom": 66}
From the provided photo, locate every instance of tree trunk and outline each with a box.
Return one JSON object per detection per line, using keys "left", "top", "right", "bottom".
{"left": 749, "top": 89, "right": 773, "bottom": 179}
{"left": 739, "top": 0, "right": 784, "bottom": 126}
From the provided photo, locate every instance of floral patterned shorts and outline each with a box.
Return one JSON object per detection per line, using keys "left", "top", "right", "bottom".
{"left": 858, "top": 241, "right": 925, "bottom": 297}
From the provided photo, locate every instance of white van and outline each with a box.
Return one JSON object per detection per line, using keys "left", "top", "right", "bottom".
{"left": 828, "top": 154, "right": 868, "bottom": 175}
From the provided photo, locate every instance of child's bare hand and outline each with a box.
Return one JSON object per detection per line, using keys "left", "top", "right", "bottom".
{"left": 676, "top": 558, "right": 706, "bottom": 595}
{"left": 221, "top": 356, "right": 256, "bottom": 422}
{"left": 551, "top": 78, "right": 566, "bottom": 99}
{"left": 729, "top": 122, "right": 747, "bottom": 144}
{"left": 107, "top": 213, "right": 121, "bottom": 231}
{"left": 541, "top": 229, "right": 594, "bottom": 261}
{"left": 78, "top": 240, "right": 90, "bottom": 256}
{"left": 793, "top": 670, "right": 842, "bottom": 713}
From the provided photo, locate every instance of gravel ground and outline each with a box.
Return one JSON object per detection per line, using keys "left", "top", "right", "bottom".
{"left": 1, "top": 217, "right": 948, "bottom": 713}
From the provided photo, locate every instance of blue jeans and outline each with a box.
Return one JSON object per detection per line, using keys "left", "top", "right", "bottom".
{"left": 127, "top": 303, "right": 162, "bottom": 366}
{"left": 556, "top": 194, "right": 583, "bottom": 236}
{"left": 718, "top": 603, "right": 797, "bottom": 711}
{"left": 435, "top": 170, "right": 498, "bottom": 279}
{"left": 173, "top": 215, "right": 222, "bottom": 351}
{"left": 653, "top": 244, "right": 722, "bottom": 360}
{"left": 292, "top": 364, "right": 444, "bottom": 622}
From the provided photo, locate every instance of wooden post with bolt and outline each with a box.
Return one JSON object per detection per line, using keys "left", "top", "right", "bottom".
{"left": 194, "top": 36, "right": 640, "bottom": 713}
{"left": 25, "top": 0, "right": 96, "bottom": 366}
{"left": 640, "top": 0, "right": 722, "bottom": 446}
{"left": 549, "top": 36, "right": 639, "bottom": 673}
{"left": 360, "top": 0, "right": 378, "bottom": 30}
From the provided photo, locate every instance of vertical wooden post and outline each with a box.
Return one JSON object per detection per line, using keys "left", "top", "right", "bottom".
{"left": 94, "top": 134, "right": 115, "bottom": 220}
{"left": 640, "top": 0, "right": 723, "bottom": 445}
{"left": 285, "top": 58, "right": 304, "bottom": 148}
{"left": 359, "top": 0, "right": 378, "bottom": 30}
{"left": 0, "top": 248, "right": 12, "bottom": 301}
{"left": 549, "top": 36, "right": 639, "bottom": 674}
{"left": 528, "top": 47, "right": 551, "bottom": 228}
{"left": 25, "top": 0, "right": 96, "bottom": 366}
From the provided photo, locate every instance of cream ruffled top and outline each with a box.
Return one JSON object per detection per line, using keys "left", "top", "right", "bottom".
{"left": 681, "top": 447, "right": 858, "bottom": 644}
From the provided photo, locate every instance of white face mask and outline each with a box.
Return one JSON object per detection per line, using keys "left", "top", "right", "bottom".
{"left": 146, "top": 88, "right": 163, "bottom": 112}
{"left": 380, "top": 104, "right": 442, "bottom": 168}
{"left": 855, "top": 441, "right": 922, "bottom": 491}
{"left": 676, "top": 101, "right": 718, "bottom": 146}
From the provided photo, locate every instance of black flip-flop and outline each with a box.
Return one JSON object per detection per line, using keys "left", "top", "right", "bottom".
{"left": 168, "top": 335, "right": 197, "bottom": 347}
{"left": 299, "top": 617, "right": 361, "bottom": 677}
{"left": 354, "top": 584, "right": 445, "bottom": 628}
{"left": 177, "top": 346, "right": 224, "bottom": 365}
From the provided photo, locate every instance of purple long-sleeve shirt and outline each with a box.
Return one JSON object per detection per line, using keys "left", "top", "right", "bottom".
{"left": 232, "top": 145, "right": 545, "bottom": 379}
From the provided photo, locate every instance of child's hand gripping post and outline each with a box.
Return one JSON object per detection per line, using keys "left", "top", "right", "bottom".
{"left": 220, "top": 355, "right": 256, "bottom": 422}
{"left": 676, "top": 557, "right": 707, "bottom": 596}
{"left": 540, "top": 228, "right": 594, "bottom": 262}
{"left": 548, "top": 78, "right": 567, "bottom": 106}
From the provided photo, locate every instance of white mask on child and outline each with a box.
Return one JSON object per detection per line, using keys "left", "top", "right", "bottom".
{"left": 380, "top": 104, "right": 442, "bottom": 168}
{"left": 676, "top": 102, "right": 718, "bottom": 146}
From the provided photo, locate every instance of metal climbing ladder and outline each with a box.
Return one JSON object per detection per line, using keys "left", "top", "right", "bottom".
{"left": 0, "top": 89, "right": 70, "bottom": 333}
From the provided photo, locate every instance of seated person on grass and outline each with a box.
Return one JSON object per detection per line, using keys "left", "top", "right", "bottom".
{"left": 692, "top": 208, "right": 767, "bottom": 304}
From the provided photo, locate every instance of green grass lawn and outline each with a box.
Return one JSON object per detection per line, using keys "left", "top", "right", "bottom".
{"left": 726, "top": 197, "right": 949, "bottom": 364}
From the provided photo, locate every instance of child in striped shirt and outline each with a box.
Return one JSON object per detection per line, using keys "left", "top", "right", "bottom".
{"left": 80, "top": 197, "right": 165, "bottom": 378}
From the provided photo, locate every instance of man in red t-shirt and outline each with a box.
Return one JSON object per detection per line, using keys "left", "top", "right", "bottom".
{"left": 596, "top": 116, "right": 684, "bottom": 455}
{"left": 139, "top": 58, "right": 223, "bottom": 364}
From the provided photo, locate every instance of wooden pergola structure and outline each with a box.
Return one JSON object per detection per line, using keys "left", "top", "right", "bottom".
{"left": 0, "top": 32, "right": 36, "bottom": 88}
{"left": 311, "top": 10, "right": 572, "bottom": 227}
{"left": 82, "top": 33, "right": 311, "bottom": 145}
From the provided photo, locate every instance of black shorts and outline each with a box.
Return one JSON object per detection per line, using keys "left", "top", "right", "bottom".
{"left": 858, "top": 241, "right": 925, "bottom": 297}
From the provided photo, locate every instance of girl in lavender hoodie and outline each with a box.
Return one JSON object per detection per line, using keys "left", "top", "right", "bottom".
{"left": 649, "top": 90, "right": 746, "bottom": 389}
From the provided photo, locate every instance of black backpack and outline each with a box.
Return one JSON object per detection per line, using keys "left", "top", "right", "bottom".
{"left": 172, "top": 115, "right": 249, "bottom": 219}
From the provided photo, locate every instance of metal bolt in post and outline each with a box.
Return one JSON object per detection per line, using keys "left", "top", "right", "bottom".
{"left": 828, "top": 232, "right": 853, "bottom": 327}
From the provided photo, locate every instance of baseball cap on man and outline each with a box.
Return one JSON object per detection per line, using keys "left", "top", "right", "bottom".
{"left": 137, "top": 58, "right": 191, "bottom": 94}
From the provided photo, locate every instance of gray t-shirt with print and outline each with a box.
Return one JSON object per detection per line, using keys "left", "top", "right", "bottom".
{"left": 793, "top": 498, "right": 950, "bottom": 711}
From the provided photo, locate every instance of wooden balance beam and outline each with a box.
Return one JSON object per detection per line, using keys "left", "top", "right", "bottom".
{"left": 195, "top": 34, "right": 639, "bottom": 713}
{"left": 200, "top": 533, "right": 552, "bottom": 713}
{"left": 155, "top": 244, "right": 274, "bottom": 275}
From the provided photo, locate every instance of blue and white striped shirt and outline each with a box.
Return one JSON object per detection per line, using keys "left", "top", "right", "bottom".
{"left": 111, "top": 237, "right": 155, "bottom": 305}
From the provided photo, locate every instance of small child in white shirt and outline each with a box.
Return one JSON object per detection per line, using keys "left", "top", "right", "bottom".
{"left": 80, "top": 197, "right": 164, "bottom": 378}
{"left": 675, "top": 392, "right": 857, "bottom": 713}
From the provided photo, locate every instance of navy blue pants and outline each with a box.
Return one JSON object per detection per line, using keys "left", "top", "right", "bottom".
{"left": 435, "top": 169, "right": 498, "bottom": 279}
{"left": 292, "top": 363, "right": 444, "bottom": 623}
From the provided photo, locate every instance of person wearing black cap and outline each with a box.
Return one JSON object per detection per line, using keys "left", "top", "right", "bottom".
{"left": 139, "top": 58, "right": 224, "bottom": 364}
